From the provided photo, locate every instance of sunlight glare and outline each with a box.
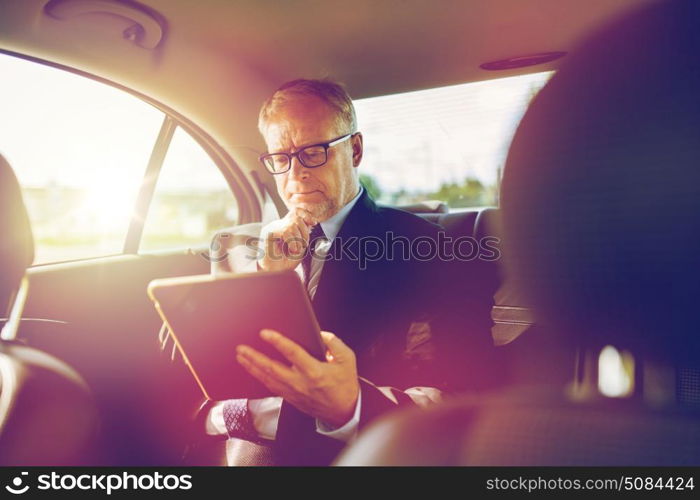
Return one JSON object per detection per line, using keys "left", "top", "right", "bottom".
{"left": 79, "top": 173, "right": 140, "bottom": 230}
{"left": 598, "top": 345, "right": 634, "bottom": 398}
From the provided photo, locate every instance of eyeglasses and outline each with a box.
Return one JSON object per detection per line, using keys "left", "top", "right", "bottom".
{"left": 259, "top": 133, "right": 355, "bottom": 174}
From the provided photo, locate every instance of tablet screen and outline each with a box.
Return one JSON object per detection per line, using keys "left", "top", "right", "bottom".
{"left": 148, "top": 270, "right": 324, "bottom": 400}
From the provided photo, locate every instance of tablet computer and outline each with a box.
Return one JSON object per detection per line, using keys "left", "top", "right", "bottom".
{"left": 147, "top": 270, "right": 325, "bottom": 401}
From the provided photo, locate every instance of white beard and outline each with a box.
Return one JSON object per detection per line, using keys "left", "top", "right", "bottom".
{"left": 291, "top": 197, "right": 338, "bottom": 222}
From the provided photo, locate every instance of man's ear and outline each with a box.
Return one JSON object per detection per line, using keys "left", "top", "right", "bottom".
{"left": 351, "top": 132, "right": 363, "bottom": 167}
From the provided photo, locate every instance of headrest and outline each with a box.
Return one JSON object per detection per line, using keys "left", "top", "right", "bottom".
{"left": 500, "top": 0, "right": 700, "bottom": 364}
{"left": 0, "top": 155, "right": 34, "bottom": 313}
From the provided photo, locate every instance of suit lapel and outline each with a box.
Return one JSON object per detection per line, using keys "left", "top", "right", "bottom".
{"left": 311, "top": 191, "right": 383, "bottom": 341}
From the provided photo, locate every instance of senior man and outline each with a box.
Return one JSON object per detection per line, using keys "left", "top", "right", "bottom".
{"left": 203, "top": 79, "right": 485, "bottom": 465}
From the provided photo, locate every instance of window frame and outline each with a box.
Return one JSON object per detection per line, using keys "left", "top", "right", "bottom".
{"left": 0, "top": 49, "right": 260, "bottom": 263}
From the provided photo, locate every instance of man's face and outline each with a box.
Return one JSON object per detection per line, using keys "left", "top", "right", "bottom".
{"left": 262, "top": 96, "right": 362, "bottom": 222}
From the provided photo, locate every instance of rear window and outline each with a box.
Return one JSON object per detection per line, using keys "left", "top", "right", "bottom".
{"left": 354, "top": 71, "right": 552, "bottom": 209}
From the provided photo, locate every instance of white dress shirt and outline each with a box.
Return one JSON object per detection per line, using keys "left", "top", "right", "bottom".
{"left": 205, "top": 186, "right": 442, "bottom": 449}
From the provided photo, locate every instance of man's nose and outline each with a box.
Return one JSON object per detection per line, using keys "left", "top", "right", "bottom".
{"left": 288, "top": 156, "right": 309, "bottom": 181}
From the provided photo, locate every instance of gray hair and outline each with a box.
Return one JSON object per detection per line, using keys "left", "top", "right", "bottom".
{"left": 258, "top": 79, "right": 357, "bottom": 136}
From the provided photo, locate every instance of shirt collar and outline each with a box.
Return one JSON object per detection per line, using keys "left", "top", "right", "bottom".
{"left": 320, "top": 186, "right": 363, "bottom": 242}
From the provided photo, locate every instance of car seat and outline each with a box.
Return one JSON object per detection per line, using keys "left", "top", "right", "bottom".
{"left": 336, "top": 0, "right": 700, "bottom": 465}
{"left": 0, "top": 154, "right": 99, "bottom": 465}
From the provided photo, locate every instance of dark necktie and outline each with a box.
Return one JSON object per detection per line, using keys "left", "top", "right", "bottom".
{"left": 301, "top": 224, "right": 326, "bottom": 291}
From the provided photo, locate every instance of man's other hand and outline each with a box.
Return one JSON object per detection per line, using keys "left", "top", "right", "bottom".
{"left": 236, "top": 329, "right": 360, "bottom": 427}
{"left": 257, "top": 208, "right": 317, "bottom": 272}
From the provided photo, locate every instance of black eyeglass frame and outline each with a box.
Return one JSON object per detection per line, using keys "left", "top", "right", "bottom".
{"left": 259, "top": 132, "right": 357, "bottom": 174}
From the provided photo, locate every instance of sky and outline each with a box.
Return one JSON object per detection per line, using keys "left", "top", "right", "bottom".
{"left": 1, "top": 51, "right": 552, "bottom": 263}
{"left": 0, "top": 47, "right": 551, "bottom": 201}
{"left": 355, "top": 71, "right": 552, "bottom": 194}
{"left": 1, "top": 51, "right": 551, "bottom": 196}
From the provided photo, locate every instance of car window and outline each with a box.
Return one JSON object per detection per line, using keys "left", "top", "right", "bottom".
{"left": 0, "top": 52, "right": 164, "bottom": 264}
{"left": 139, "top": 126, "right": 239, "bottom": 252}
{"left": 354, "top": 71, "right": 553, "bottom": 209}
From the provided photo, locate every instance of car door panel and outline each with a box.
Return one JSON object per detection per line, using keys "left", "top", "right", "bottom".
{"left": 22, "top": 250, "right": 212, "bottom": 464}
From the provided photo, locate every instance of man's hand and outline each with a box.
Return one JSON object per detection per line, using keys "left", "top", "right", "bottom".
{"left": 236, "top": 329, "right": 360, "bottom": 427}
{"left": 258, "top": 208, "right": 318, "bottom": 272}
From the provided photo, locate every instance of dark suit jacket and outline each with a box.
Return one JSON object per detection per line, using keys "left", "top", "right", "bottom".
{"left": 273, "top": 189, "right": 483, "bottom": 465}
{"left": 188, "top": 190, "right": 499, "bottom": 465}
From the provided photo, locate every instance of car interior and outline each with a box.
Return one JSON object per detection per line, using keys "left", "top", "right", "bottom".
{"left": 1, "top": 0, "right": 696, "bottom": 466}
{"left": 336, "top": 0, "right": 700, "bottom": 465}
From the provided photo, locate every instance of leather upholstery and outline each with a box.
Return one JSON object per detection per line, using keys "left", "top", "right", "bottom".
{"left": 0, "top": 155, "right": 33, "bottom": 315}
{"left": 0, "top": 154, "right": 99, "bottom": 465}
{"left": 501, "top": 0, "right": 700, "bottom": 365}
{"left": 337, "top": 0, "right": 700, "bottom": 465}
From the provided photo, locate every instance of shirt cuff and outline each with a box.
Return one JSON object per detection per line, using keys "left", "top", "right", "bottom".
{"left": 205, "top": 400, "right": 228, "bottom": 435}
{"left": 315, "top": 390, "right": 362, "bottom": 442}
{"left": 248, "top": 397, "right": 283, "bottom": 440}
